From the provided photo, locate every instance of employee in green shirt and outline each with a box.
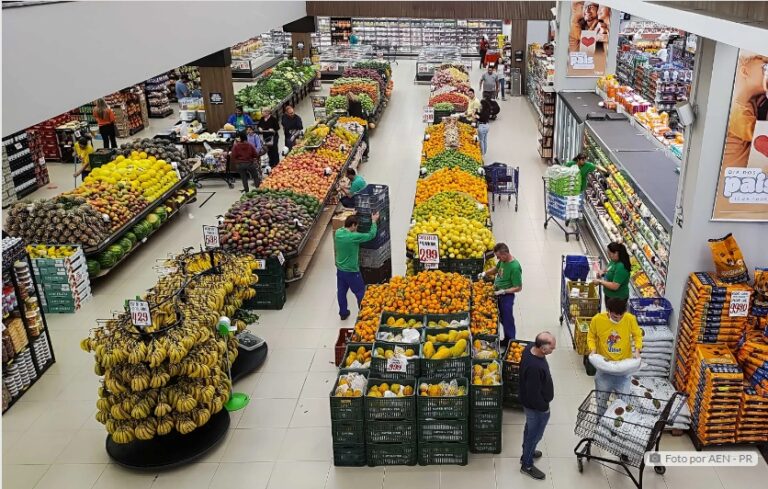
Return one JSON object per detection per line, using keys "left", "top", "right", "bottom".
{"left": 479, "top": 243, "right": 523, "bottom": 346}
{"left": 340, "top": 168, "right": 367, "bottom": 208}
{"left": 564, "top": 153, "right": 603, "bottom": 193}
{"left": 334, "top": 212, "right": 379, "bottom": 320}
{"left": 593, "top": 241, "right": 632, "bottom": 307}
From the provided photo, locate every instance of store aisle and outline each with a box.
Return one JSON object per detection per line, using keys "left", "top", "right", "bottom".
{"left": 3, "top": 61, "right": 767, "bottom": 489}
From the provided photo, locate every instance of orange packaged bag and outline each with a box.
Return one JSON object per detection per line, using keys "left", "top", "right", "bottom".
{"left": 708, "top": 234, "right": 750, "bottom": 284}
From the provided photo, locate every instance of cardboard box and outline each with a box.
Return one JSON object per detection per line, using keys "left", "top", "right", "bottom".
{"left": 332, "top": 210, "right": 355, "bottom": 232}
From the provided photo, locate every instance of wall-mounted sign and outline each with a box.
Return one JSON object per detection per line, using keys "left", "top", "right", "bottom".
{"left": 567, "top": 1, "right": 612, "bottom": 77}
{"left": 209, "top": 92, "right": 224, "bottom": 105}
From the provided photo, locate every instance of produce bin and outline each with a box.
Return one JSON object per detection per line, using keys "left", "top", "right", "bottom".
{"left": 331, "top": 419, "right": 365, "bottom": 444}
{"left": 370, "top": 341, "right": 421, "bottom": 379}
{"left": 340, "top": 342, "right": 373, "bottom": 370}
{"left": 628, "top": 297, "right": 673, "bottom": 325}
{"left": 333, "top": 443, "right": 367, "bottom": 467}
{"left": 502, "top": 340, "right": 533, "bottom": 382}
{"left": 421, "top": 342, "right": 471, "bottom": 378}
{"left": 242, "top": 286, "right": 286, "bottom": 310}
{"left": 469, "top": 430, "right": 502, "bottom": 454}
{"left": 334, "top": 328, "right": 356, "bottom": 366}
{"left": 564, "top": 280, "right": 600, "bottom": 318}
{"left": 413, "top": 257, "right": 485, "bottom": 277}
{"left": 416, "top": 378, "right": 469, "bottom": 420}
{"left": 470, "top": 408, "right": 502, "bottom": 431}
{"left": 425, "top": 312, "right": 470, "bottom": 328}
{"left": 375, "top": 326, "right": 426, "bottom": 343}
{"left": 365, "top": 378, "right": 416, "bottom": 421}
{"left": 471, "top": 334, "right": 501, "bottom": 359}
{"left": 424, "top": 326, "right": 470, "bottom": 343}
{"left": 470, "top": 360, "right": 503, "bottom": 410}
{"left": 418, "top": 442, "right": 468, "bottom": 466}
{"left": 330, "top": 371, "right": 369, "bottom": 421}
{"left": 366, "top": 419, "right": 416, "bottom": 444}
{"left": 366, "top": 442, "right": 417, "bottom": 466}
{"left": 418, "top": 418, "right": 468, "bottom": 443}
{"left": 574, "top": 316, "right": 591, "bottom": 356}
{"left": 380, "top": 312, "right": 425, "bottom": 328}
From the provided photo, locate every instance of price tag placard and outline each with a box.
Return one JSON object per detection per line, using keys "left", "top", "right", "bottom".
{"left": 729, "top": 291, "right": 751, "bottom": 317}
{"left": 254, "top": 259, "right": 267, "bottom": 270}
{"left": 423, "top": 106, "right": 434, "bottom": 124}
{"left": 417, "top": 233, "right": 440, "bottom": 265}
{"left": 128, "top": 300, "right": 152, "bottom": 328}
{"left": 386, "top": 357, "right": 407, "bottom": 373}
{"left": 277, "top": 251, "right": 286, "bottom": 265}
{"left": 203, "top": 225, "right": 220, "bottom": 249}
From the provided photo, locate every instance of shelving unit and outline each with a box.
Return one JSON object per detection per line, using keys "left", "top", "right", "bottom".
{"left": 319, "top": 45, "right": 374, "bottom": 81}
{"left": 105, "top": 88, "right": 145, "bottom": 137}
{"left": 331, "top": 17, "right": 352, "bottom": 45}
{"left": 2, "top": 130, "right": 48, "bottom": 201}
{"left": 72, "top": 102, "right": 96, "bottom": 126}
{"left": 527, "top": 45, "right": 555, "bottom": 164}
{"left": 2, "top": 239, "right": 56, "bottom": 413}
{"left": 30, "top": 113, "right": 75, "bottom": 161}
{"left": 231, "top": 44, "right": 285, "bottom": 80}
{"left": 144, "top": 75, "right": 174, "bottom": 118}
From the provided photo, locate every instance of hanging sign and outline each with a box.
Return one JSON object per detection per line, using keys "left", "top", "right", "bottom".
{"left": 728, "top": 291, "right": 751, "bottom": 317}
{"left": 128, "top": 300, "right": 152, "bottom": 328}
{"left": 417, "top": 233, "right": 440, "bottom": 269}
{"left": 203, "top": 225, "right": 220, "bottom": 249}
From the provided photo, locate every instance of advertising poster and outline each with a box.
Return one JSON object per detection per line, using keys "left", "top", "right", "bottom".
{"left": 567, "top": 1, "right": 611, "bottom": 77}
{"left": 712, "top": 49, "right": 768, "bottom": 221}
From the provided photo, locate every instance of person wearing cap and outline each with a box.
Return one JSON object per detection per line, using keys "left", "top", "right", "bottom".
{"left": 227, "top": 106, "right": 255, "bottom": 133}
{"left": 73, "top": 137, "right": 95, "bottom": 180}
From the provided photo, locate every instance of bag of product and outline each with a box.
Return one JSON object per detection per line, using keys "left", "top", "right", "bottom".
{"left": 708, "top": 233, "right": 749, "bottom": 284}
{"left": 588, "top": 353, "right": 641, "bottom": 375}
{"left": 753, "top": 268, "right": 768, "bottom": 317}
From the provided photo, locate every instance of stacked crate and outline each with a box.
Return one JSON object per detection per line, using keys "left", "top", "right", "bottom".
{"left": 330, "top": 369, "right": 369, "bottom": 467}
{"left": 30, "top": 247, "right": 91, "bottom": 314}
{"left": 2, "top": 131, "right": 39, "bottom": 199}
{"left": 366, "top": 377, "right": 418, "bottom": 466}
{"left": 244, "top": 257, "right": 286, "bottom": 310}
{"left": 354, "top": 184, "right": 392, "bottom": 284}
{"left": 469, "top": 336, "right": 503, "bottom": 454}
{"left": 502, "top": 340, "right": 532, "bottom": 408}
{"left": 31, "top": 113, "right": 74, "bottom": 161}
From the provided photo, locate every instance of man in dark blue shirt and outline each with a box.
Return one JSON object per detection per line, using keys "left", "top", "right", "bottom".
{"left": 518, "top": 331, "right": 556, "bottom": 480}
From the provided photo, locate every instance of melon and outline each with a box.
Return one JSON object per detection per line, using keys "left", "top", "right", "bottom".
{"left": 146, "top": 214, "right": 160, "bottom": 230}
{"left": 86, "top": 259, "right": 101, "bottom": 277}
{"left": 124, "top": 232, "right": 137, "bottom": 246}
{"left": 154, "top": 207, "right": 168, "bottom": 223}
{"left": 107, "top": 244, "right": 125, "bottom": 260}
{"left": 118, "top": 237, "right": 133, "bottom": 254}
{"left": 132, "top": 223, "right": 148, "bottom": 240}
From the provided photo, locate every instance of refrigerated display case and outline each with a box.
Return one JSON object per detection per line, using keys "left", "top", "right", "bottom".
{"left": 414, "top": 46, "right": 471, "bottom": 82}
{"left": 231, "top": 43, "right": 285, "bottom": 80}
{"left": 319, "top": 44, "right": 375, "bottom": 81}
{"left": 554, "top": 91, "right": 613, "bottom": 164}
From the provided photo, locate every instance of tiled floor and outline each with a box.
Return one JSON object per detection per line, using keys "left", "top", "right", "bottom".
{"left": 3, "top": 60, "right": 767, "bottom": 488}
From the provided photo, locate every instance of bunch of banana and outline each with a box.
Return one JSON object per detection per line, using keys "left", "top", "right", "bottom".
{"left": 191, "top": 407, "right": 212, "bottom": 427}
{"left": 149, "top": 364, "right": 171, "bottom": 389}
{"left": 176, "top": 414, "right": 198, "bottom": 434}
{"left": 129, "top": 364, "right": 151, "bottom": 392}
{"left": 135, "top": 417, "right": 158, "bottom": 440}
{"left": 157, "top": 415, "right": 174, "bottom": 435}
{"left": 111, "top": 422, "right": 136, "bottom": 444}
{"left": 146, "top": 338, "right": 169, "bottom": 368}
{"left": 131, "top": 397, "right": 154, "bottom": 420}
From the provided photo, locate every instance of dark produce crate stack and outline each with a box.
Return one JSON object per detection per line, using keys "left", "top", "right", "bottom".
{"left": 242, "top": 256, "right": 286, "bottom": 310}
{"left": 354, "top": 184, "right": 392, "bottom": 284}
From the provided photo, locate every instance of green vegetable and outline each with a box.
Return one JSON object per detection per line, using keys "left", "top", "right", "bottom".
{"left": 433, "top": 102, "right": 455, "bottom": 112}
{"left": 423, "top": 150, "right": 482, "bottom": 175}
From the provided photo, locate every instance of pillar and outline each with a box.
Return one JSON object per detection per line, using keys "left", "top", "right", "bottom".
{"left": 193, "top": 49, "right": 236, "bottom": 131}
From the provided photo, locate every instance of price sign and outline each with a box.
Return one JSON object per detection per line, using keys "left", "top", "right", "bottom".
{"left": 277, "top": 251, "right": 286, "bottom": 265}
{"left": 417, "top": 233, "right": 440, "bottom": 265}
{"left": 128, "top": 300, "right": 152, "bottom": 328}
{"left": 14, "top": 143, "right": 22, "bottom": 151}
{"left": 423, "top": 106, "right": 434, "bottom": 124}
{"left": 386, "top": 356, "right": 407, "bottom": 373}
{"left": 729, "top": 291, "right": 751, "bottom": 317}
{"left": 203, "top": 225, "right": 220, "bottom": 249}
{"left": 254, "top": 259, "right": 267, "bottom": 270}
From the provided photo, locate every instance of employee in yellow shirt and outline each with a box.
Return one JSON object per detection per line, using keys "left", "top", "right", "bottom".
{"left": 73, "top": 137, "right": 95, "bottom": 181}
{"left": 587, "top": 297, "right": 642, "bottom": 404}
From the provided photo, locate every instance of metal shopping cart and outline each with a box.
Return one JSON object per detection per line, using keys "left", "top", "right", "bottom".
{"left": 483, "top": 162, "right": 519, "bottom": 211}
{"left": 574, "top": 390, "right": 686, "bottom": 489}
{"left": 543, "top": 176, "right": 581, "bottom": 241}
{"left": 559, "top": 254, "right": 602, "bottom": 349}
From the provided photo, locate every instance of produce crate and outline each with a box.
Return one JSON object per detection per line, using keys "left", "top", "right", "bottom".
{"left": 502, "top": 340, "right": 533, "bottom": 382}
{"left": 375, "top": 326, "right": 426, "bottom": 343}
{"left": 366, "top": 419, "right": 416, "bottom": 444}
{"left": 413, "top": 257, "right": 485, "bottom": 277}
{"left": 565, "top": 280, "right": 600, "bottom": 318}
{"left": 360, "top": 259, "right": 392, "bottom": 285}
{"left": 340, "top": 342, "right": 373, "bottom": 370}
{"left": 471, "top": 334, "right": 501, "bottom": 359}
{"left": 366, "top": 442, "right": 417, "bottom": 466}
{"left": 330, "top": 371, "right": 369, "bottom": 421}
{"left": 353, "top": 184, "right": 389, "bottom": 213}
{"left": 416, "top": 378, "right": 469, "bottom": 420}
{"left": 425, "top": 312, "right": 470, "bottom": 328}
{"left": 628, "top": 297, "right": 673, "bottom": 325}
{"left": 470, "top": 360, "right": 503, "bottom": 410}
{"left": 252, "top": 256, "right": 285, "bottom": 280}
{"left": 469, "top": 430, "right": 502, "bottom": 454}
{"left": 334, "top": 328, "right": 356, "bottom": 366}
{"left": 424, "top": 327, "right": 470, "bottom": 345}
{"left": 418, "top": 442, "right": 468, "bottom": 466}
{"left": 360, "top": 226, "right": 391, "bottom": 250}
{"left": 380, "top": 312, "right": 426, "bottom": 328}
{"left": 357, "top": 207, "right": 390, "bottom": 232}
{"left": 574, "top": 316, "right": 591, "bottom": 355}
{"left": 331, "top": 419, "right": 365, "bottom": 444}
{"left": 421, "top": 343, "right": 471, "bottom": 379}
{"left": 470, "top": 408, "right": 502, "bottom": 431}
{"left": 333, "top": 443, "right": 367, "bottom": 467}
{"left": 242, "top": 287, "right": 286, "bottom": 310}
{"left": 360, "top": 242, "right": 392, "bottom": 269}
{"left": 88, "top": 148, "right": 116, "bottom": 168}
{"left": 418, "top": 418, "right": 468, "bottom": 443}
{"left": 370, "top": 341, "right": 420, "bottom": 379}
{"left": 365, "top": 378, "right": 416, "bottom": 421}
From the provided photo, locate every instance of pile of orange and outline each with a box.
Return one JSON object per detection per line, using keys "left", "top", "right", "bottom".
{"left": 471, "top": 281, "right": 498, "bottom": 335}
{"left": 506, "top": 341, "right": 526, "bottom": 363}
{"left": 458, "top": 124, "right": 482, "bottom": 163}
{"left": 415, "top": 168, "right": 488, "bottom": 205}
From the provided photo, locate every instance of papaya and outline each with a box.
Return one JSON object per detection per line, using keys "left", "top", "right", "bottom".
{"left": 450, "top": 339, "right": 467, "bottom": 358}
{"left": 432, "top": 347, "right": 451, "bottom": 360}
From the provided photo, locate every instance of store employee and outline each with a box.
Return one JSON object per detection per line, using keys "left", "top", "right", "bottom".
{"left": 227, "top": 106, "right": 255, "bottom": 132}
{"left": 564, "top": 153, "right": 603, "bottom": 192}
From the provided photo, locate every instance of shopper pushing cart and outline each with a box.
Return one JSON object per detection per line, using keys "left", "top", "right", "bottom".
{"left": 478, "top": 243, "right": 522, "bottom": 347}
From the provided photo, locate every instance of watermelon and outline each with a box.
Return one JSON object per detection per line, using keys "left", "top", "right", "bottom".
{"left": 118, "top": 237, "right": 133, "bottom": 253}
{"left": 133, "top": 223, "right": 149, "bottom": 240}
{"left": 146, "top": 214, "right": 160, "bottom": 230}
{"left": 97, "top": 250, "right": 118, "bottom": 269}
{"left": 107, "top": 244, "right": 125, "bottom": 260}
{"left": 86, "top": 259, "right": 101, "bottom": 277}
{"left": 154, "top": 207, "right": 168, "bottom": 223}
{"left": 124, "top": 232, "right": 137, "bottom": 246}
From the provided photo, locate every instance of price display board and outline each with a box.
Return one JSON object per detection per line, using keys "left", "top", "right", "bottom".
{"left": 203, "top": 225, "right": 220, "bottom": 249}
{"left": 418, "top": 233, "right": 440, "bottom": 269}
{"left": 128, "top": 300, "right": 152, "bottom": 328}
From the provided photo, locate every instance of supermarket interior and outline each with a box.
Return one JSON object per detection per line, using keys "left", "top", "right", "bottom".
{"left": 1, "top": 1, "right": 768, "bottom": 488}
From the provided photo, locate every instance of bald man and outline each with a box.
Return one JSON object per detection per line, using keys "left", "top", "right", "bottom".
{"left": 519, "top": 332, "right": 556, "bottom": 480}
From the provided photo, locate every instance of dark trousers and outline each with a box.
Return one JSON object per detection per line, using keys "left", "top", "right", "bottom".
{"left": 340, "top": 196, "right": 355, "bottom": 208}
{"left": 99, "top": 123, "right": 117, "bottom": 149}
{"left": 522, "top": 407, "right": 550, "bottom": 467}
{"left": 497, "top": 293, "right": 516, "bottom": 343}
{"left": 268, "top": 138, "right": 280, "bottom": 167}
{"left": 337, "top": 269, "right": 365, "bottom": 316}
{"left": 235, "top": 161, "right": 260, "bottom": 192}
{"left": 479, "top": 50, "right": 487, "bottom": 67}
{"left": 362, "top": 128, "right": 370, "bottom": 157}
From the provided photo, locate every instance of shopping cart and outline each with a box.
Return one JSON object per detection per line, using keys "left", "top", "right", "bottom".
{"left": 483, "top": 162, "right": 519, "bottom": 211}
{"left": 559, "top": 254, "right": 602, "bottom": 347}
{"left": 542, "top": 176, "right": 581, "bottom": 241}
{"left": 574, "top": 390, "right": 686, "bottom": 489}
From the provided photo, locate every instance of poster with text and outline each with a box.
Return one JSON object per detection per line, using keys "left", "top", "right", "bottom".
{"left": 712, "top": 49, "right": 768, "bottom": 221}
{"left": 567, "top": 1, "right": 611, "bottom": 77}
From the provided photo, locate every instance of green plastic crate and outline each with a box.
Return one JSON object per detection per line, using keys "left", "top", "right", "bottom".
{"left": 380, "top": 312, "right": 425, "bottom": 328}
{"left": 366, "top": 419, "right": 416, "bottom": 444}
{"left": 366, "top": 442, "right": 417, "bottom": 466}
{"left": 421, "top": 343, "right": 471, "bottom": 378}
{"left": 470, "top": 360, "right": 503, "bottom": 410}
{"left": 333, "top": 443, "right": 367, "bottom": 467}
{"left": 469, "top": 430, "right": 502, "bottom": 454}
{"left": 416, "top": 378, "right": 469, "bottom": 420}
{"left": 418, "top": 418, "right": 468, "bottom": 443}
{"left": 417, "top": 442, "right": 468, "bottom": 466}
{"left": 364, "top": 378, "right": 416, "bottom": 421}
{"left": 331, "top": 419, "right": 365, "bottom": 444}
{"left": 243, "top": 287, "right": 286, "bottom": 310}
{"left": 470, "top": 408, "right": 502, "bottom": 431}
{"left": 370, "top": 341, "right": 420, "bottom": 379}
{"left": 329, "top": 371, "right": 368, "bottom": 421}
{"left": 425, "top": 312, "right": 470, "bottom": 328}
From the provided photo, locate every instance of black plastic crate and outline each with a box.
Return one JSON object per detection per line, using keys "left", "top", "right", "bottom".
{"left": 381, "top": 312, "right": 426, "bottom": 328}
{"left": 502, "top": 340, "right": 533, "bottom": 381}
{"left": 341, "top": 342, "right": 372, "bottom": 370}
{"left": 330, "top": 371, "right": 369, "bottom": 421}
{"left": 470, "top": 408, "right": 502, "bottom": 431}
{"left": 470, "top": 360, "right": 503, "bottom": 410}
{"left": 242, "top": 287, "right": 286, "bottom": 310}
{"left": 360, "top": 243, "right": 392, "bottom": 269}
{"left": 375, "top": 326, "right": 426, "bottom": 343}
{"left": 423, "top": 326, "right": 470, "bottom": 343}
{"left": 469, "top": 430, "right": 502, "bottom": 454}
{"left": 333, "top": 443, "right": 367, "bottom": 467}
{"left": 354, "top": 184, "right": 389, "bottom": 211}
{"left": 416, "top": 378, "right": 469, "bottom": 420}
{"left": 366, "top": 419, "right": 416, "bottom": 444}
{"left": 418, "top": 442, "right": 468, "bottom": 466}
{"left": 367, "top": 442, "right": 417, "bottom": 466}
{"left": 357, "top": 207, "right": 390, "bottom": 230}
{"left": 360, "top": 259, "right": 392, "bottom": 285}
{"left": 425, "top": 312, "right": 470, "bottom": 328}
{"left": 360, "top": 226, "right": 391, "bottom": 250}
{"left": 331, "top": 419, "right": 365, "bottom": 444}
{"left": 421, "top": 343, "right": 471, "bottom": 379}
{"left": 365, "top": 378, "right": 416, "bottom": 421}
{"left": 471, "top": 334, "right": 501, "bottom": 358}
{"left": 252, "top": 256, "right": 285, "bottom": 279}
{"left": 418, "top": 418, "right": 468, "bottom": 443}
{"left": 370, "top": 341, "right": 420, "bottom": 379}
{"left": 414, "top": 257, "right": 484, "bottom": 277}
